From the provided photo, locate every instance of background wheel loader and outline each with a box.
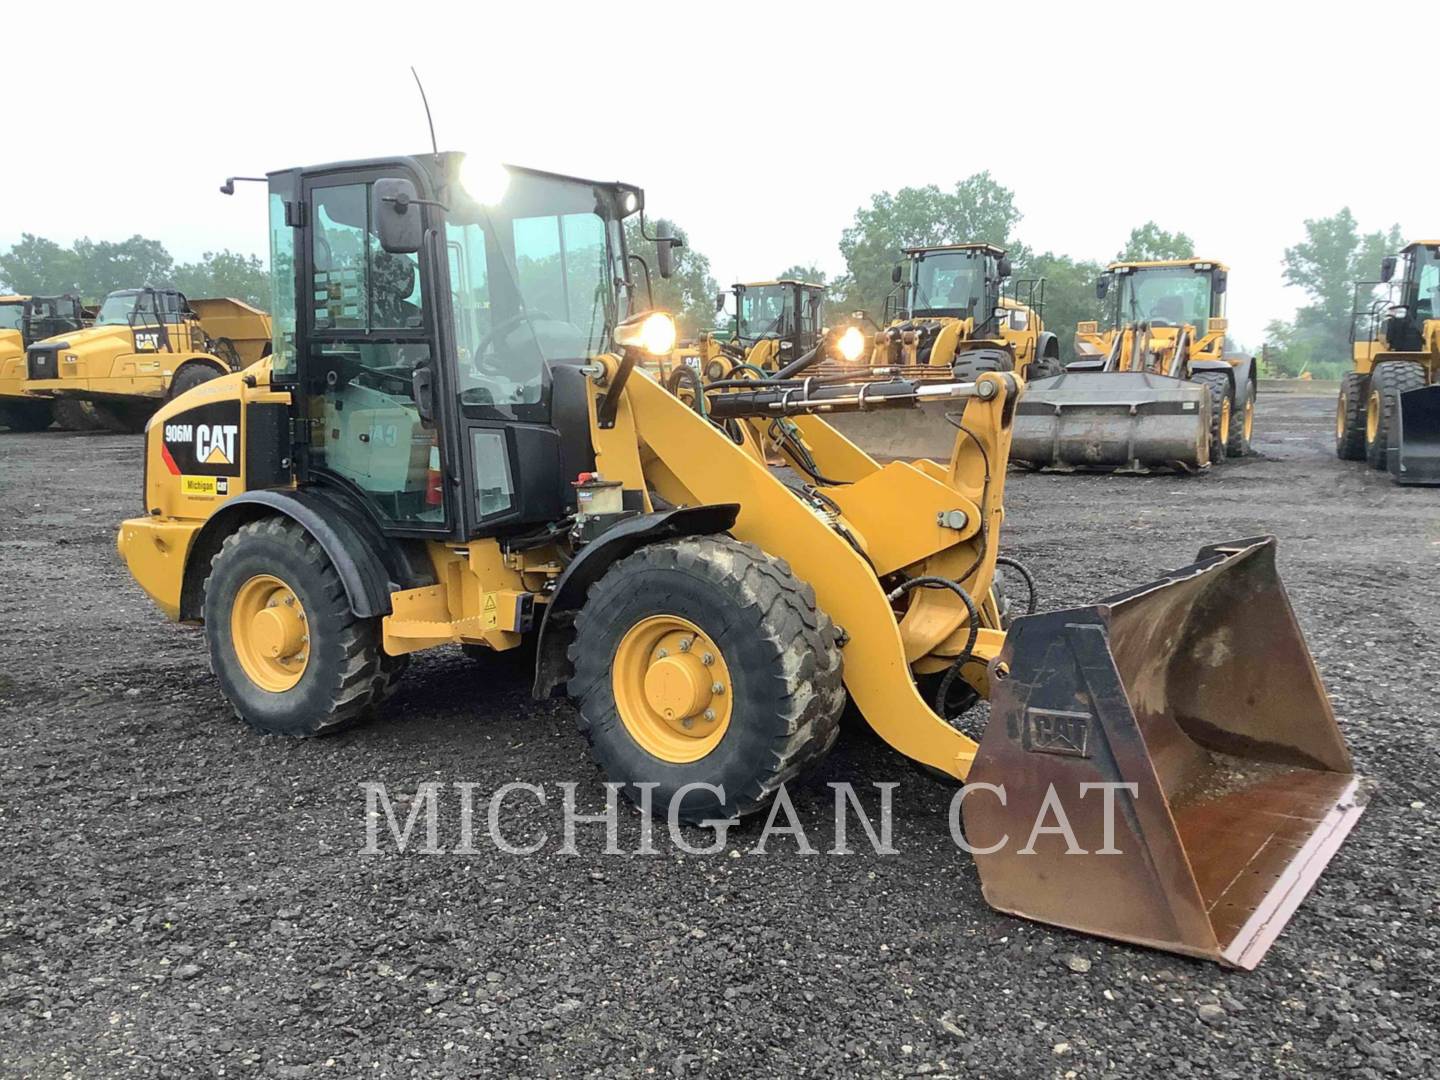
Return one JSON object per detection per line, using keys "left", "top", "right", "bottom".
{"left": 0, "top": 294, "right": 98, "bottom": 431}
{"left": 116, "top": 150, "right": 1367, "bottom": 968}
{"left": 1011, "top": 259, "right": 1258, "bottom": 472}
{"left": 1335, "top": 240, "right": 1440, "bottom": 484}
{"left": 20, "top": 286, "right": 271, "bottom": 432}
{"left": 825, "top": 244, "right": 1062, "bottom": 459}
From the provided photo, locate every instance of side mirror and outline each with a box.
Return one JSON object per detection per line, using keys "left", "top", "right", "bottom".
{"left": 715, "top": 292, "right": 726, "bottom": 313}
{"left": 1095, "top": 275, "right": 1111, "bottom": 300}
{"left": 1380, "top": 255, "right": 1397, "bottom": 283}
{"left": 373, "top": 178, "right": 423, "bottom": 255}
{"left": 655, "top": 222, "right": 682, "bottom": 280}
{"left": 1213, "top": 270, "right": 1228, "bottom": 295}
{"left": 891, "top": 264, "right": 903, "bottom": 284}
{"left": 996, "top": 256, "right": 1012, "bottom": 279}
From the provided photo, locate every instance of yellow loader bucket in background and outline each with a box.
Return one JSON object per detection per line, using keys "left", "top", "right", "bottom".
{"left": 964, "top": 537, "right": 1370, "bottom": 968}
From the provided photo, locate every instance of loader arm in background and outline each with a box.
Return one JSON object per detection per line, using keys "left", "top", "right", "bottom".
{"left": 587, "top": 356, "right": 1018, "bottom": 780}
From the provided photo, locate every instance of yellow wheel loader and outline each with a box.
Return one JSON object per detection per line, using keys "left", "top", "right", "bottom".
{"left": 0, "top": 294, "right": 95, "bottom": 431}
{"left": 1011, "top": 259, "right": 1258, "bottom": 472}
{"left": 117, "top": 151, "right": 1368, "bottom": 968}
{"left": 825, "top": 244, "right": 1061, "bottom": 459}
{"left": 20, "top": 287, "right": 271, "bottom": 433}
{"left": 1335, "top": 241, "right": 1440, "bottom": 484}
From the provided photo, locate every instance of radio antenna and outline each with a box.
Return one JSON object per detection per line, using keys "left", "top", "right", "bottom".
{"left": 411, "top": 66, "right": 438, "bottom": 157}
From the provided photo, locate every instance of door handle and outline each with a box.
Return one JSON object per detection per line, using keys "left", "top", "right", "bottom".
{"left": 412, "top": 363, "right": 435, "bottom": 422}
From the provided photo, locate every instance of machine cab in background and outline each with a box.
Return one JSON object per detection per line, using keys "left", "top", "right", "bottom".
{"left": 726, "top": 279, "right": 825, "bottom": 357}
{"left": 263, "top": 154, "right": 652, "bottom": 543}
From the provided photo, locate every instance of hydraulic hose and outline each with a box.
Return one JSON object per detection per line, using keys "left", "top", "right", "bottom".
{"left": 994, "top": 555, "right": 1038, "bottom": 617}
{"left": 886, "top": 575, "right": 981, "bottom": 720}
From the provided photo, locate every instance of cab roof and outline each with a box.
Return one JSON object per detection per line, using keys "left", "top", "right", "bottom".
{"left": 1107, "top": 258, "right": 1229, "bottom": 272}
{"left": 1, "top": 295, "right": 29, "bottom": 304}
{"left": 1401, "top": 240, "right": 1440, "bottom": 252}
{"left": 734, "top": 279, "right": 824, "bottom": 290}
{"left": 903, "top": 243, "right": 1006, "bottom": 258}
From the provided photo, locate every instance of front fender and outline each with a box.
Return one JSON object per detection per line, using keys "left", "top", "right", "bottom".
{"left": 531, "top": 504, "right": 740, "bottom": 699}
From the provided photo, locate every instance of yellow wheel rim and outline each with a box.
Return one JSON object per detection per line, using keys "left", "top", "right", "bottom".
{"left": 1219, "top": 396, "right": 1232, "bottom": 445}
{"left": 612, "top": 615, "right": 732, "bottom": 764}
{"left": 1243, "top": 391, "right": 1254, "bottom": 440}
{"left": 1336, "top": 394, "right": 1346, "bottom": 439}
{"left": 230, "top": 574, "right": 310, "bottom": 692}
{"left": 1366, "top": 390, "right": 1380, "bottom": 443}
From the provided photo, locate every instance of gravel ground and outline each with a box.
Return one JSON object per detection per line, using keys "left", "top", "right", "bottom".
{"left": 1, "top": 384, "right": 1436, "bottom": 1078}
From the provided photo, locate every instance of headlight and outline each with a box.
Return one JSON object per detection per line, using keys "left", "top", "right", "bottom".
{"left": 837, "top": 326, "right": 866, "bottom": 362}
{"left": 615, "top": 311, "right": 677, "bottom": 356}
{"left": 459, "top": 157, "right": 510, "bottom": 205}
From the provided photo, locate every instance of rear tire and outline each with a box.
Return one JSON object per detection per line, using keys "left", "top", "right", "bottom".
{"left": 88, "top": 400, "right": 155, "bottom": 434}
{"left": 1026, "top": 350, "right": 1063, "bottom": 381}
{"left": 1365, "top": 362, "right": 1427, "bottom": 470}
{"left": 1335, "top": 372, "right": 1368, "bottom": 460}
{"left": 169, "top": 363, "right": 223, "bottom": 401}
{"left": 569, "top": 535, "right": 845, "bottom": 823}
{"left": 952, "top": 349, "right": 1015, "bottom": 382}
{"left": 0, "top": 399, "right": 54, "bottom": 432}
{"left": 203, "top": 517, "right": 388, "bottom": 736}
{"left": 1191, "top": 371, "right": 1233, "bottom": 465}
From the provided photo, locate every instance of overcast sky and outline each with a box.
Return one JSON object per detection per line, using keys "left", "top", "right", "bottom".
{"left": 4, "top": 1, "right": 1436, "bottom": 346}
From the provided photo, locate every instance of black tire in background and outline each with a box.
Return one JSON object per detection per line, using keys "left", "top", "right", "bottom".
{"left": 0, "top": 399, "right": 54, "bottom": 432}
{"left": 1365, "top": 362, "right": 1427, "bottom": 470}
{"left": 1227, "top": 375, "right": 1256, "bottom": 457}
{"left": 1191, "top": 370, "right": 1233, "bottom": 465}
{"left": 203, "top": 517, "right": 391, "bottom": 736}
{"left": 1335, "top": 372, "right": 1368, "bottom": 461}
{"left": 168, "top": 363, "right": 224, "bottom": 401}
{"left": 569, "top": 535, "right": 845, "bottom": 824}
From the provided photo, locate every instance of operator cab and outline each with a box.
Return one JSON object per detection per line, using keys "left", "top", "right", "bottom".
{"left": 1095, "top": 260, "right": 1229, "bottom": 330}
{"left": 262, "top": 152, "right": 671, "bottom": 544}
{"left": 1377, "top": 241, "right": 1440, "bottom": 352}
{"left": 720, "top": 279, "right": 825, "bottom": 357}
{"left": 895, "top": 244, "right": 1012, "bottom": 327}
{"left": 95, "top": 287, "right": 192, "bottom": 327}
{"left": 1, "top": 295, "right": 86, "bottom": 345}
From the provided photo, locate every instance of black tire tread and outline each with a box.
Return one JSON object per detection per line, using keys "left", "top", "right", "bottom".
{"left": 1190, "top": 370, "right": 1232, "bottom": 465}
{"left": 205, "top": 517, "right": 387, "bottom": 736}
{"left": 1365, "top": 362, "right": 1427, "bottom": 470}
{"left": 1335, "top": 372, "right": 1368, "bottom": 461}
{"left": 1227, "top": 374, "right": 1255, "bottom": 457}
{"left": 569, "top": 534, "right": 844, "bottom": 821}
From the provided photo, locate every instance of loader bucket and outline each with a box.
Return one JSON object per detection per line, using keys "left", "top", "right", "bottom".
{"left": 826, "top": 400, "right": 968, "bottom": 461}
{"left": 1390, "top": 384, "right": 1440, "bottom": 485}
{"left": 963, "top": 537, "right": 1370, "bottom": 968}
{"left": 1011, "top": 371, "right": 1210, "bottom": 471}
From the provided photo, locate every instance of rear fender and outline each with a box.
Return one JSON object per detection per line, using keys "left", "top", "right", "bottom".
{"left": 1036, "top": 330, "right": 1059, "bottom": 360}
{"left": 531, "top": 504, "right": 740, "bottom": 699}
{"left": 178, "top": 488, "right": 405, "bottom": 622}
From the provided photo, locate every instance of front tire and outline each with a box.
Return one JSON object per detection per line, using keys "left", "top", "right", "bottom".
{"left": 1227, "top": 375, "right": 1255, "bottom": 457}
{"left": 1191, "top": 371, "right": 1234, "bottom": 465}
{"left": 88, "top": 400, "right": 156, "bottom": 434}
{"left": 0, "top": 399, "right": 54, "bottom": 432}
{"left": 1365, "top": 362, "right": 1427, "bottom": 470}
{"left": 1336, "top": 372, "right": 1368, "bottom": 460}
{"left": 203, "top": 517, "right": 389, "bottom": 736}
{"left": 169, "top": 363, "right": 223, "bottom": 401}
{"left": 569, "top": 535, "right": 845, "bottom": 823}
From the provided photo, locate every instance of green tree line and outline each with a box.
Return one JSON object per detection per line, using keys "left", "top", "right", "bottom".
{"left": 3, "top": 195, "right": 1401, "bottom": 375}
{"left": 0, "top": 234, "right": 269, "bottom": 309}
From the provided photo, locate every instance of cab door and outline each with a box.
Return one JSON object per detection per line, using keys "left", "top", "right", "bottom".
{"left": 298, "top": 167, "right": 452, "bottom": 536}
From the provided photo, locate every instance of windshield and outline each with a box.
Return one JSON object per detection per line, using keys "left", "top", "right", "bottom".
{"left": 736, "top": 285, "right": 792, "bottom": 341}
{"left": 96, "top": 293, "right": 138, "bottom": 325}
{"left": 445, "top": 171, "right": 623, "bottom": 409}
{"left": 0, "top": 303, "right": 22, "bottom": 332}
{"left": 1112, "top": 268, "right": 1213, "bottom": 328}
{"left": 910, "top": 251, "right": 987, "bottom": 317}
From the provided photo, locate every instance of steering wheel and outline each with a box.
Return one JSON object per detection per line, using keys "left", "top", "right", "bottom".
{"left": 474, "top": 312, "right": 553, "bottom": 372}
{"left": 1147, "top": 318, "right": 1174, "bottom": 328}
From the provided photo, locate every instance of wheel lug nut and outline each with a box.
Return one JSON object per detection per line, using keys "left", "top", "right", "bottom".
{"left": 703, "top": 709, "right": 716, "bottom": 722}
{"left": 701, "top": 653, "right": 714, "bottom": 665}
{"left": 712, "top": 682, "right": 724, "bottom": 695}
{"left": 656, "top": 648, "right": 668, "bottom": 659}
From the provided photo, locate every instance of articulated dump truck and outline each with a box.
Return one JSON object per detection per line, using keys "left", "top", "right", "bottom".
{"left": 116, "top": 151, "right": 1368, "bottom": 967}
{"left": 20, "top": 287, "right": 271, "bottom": 432}
{"left": 0, "top": 294, "right": 95, "bottom": 431}
{"left": 1012, "top": 259, "right": 1258, "bottom": 472}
